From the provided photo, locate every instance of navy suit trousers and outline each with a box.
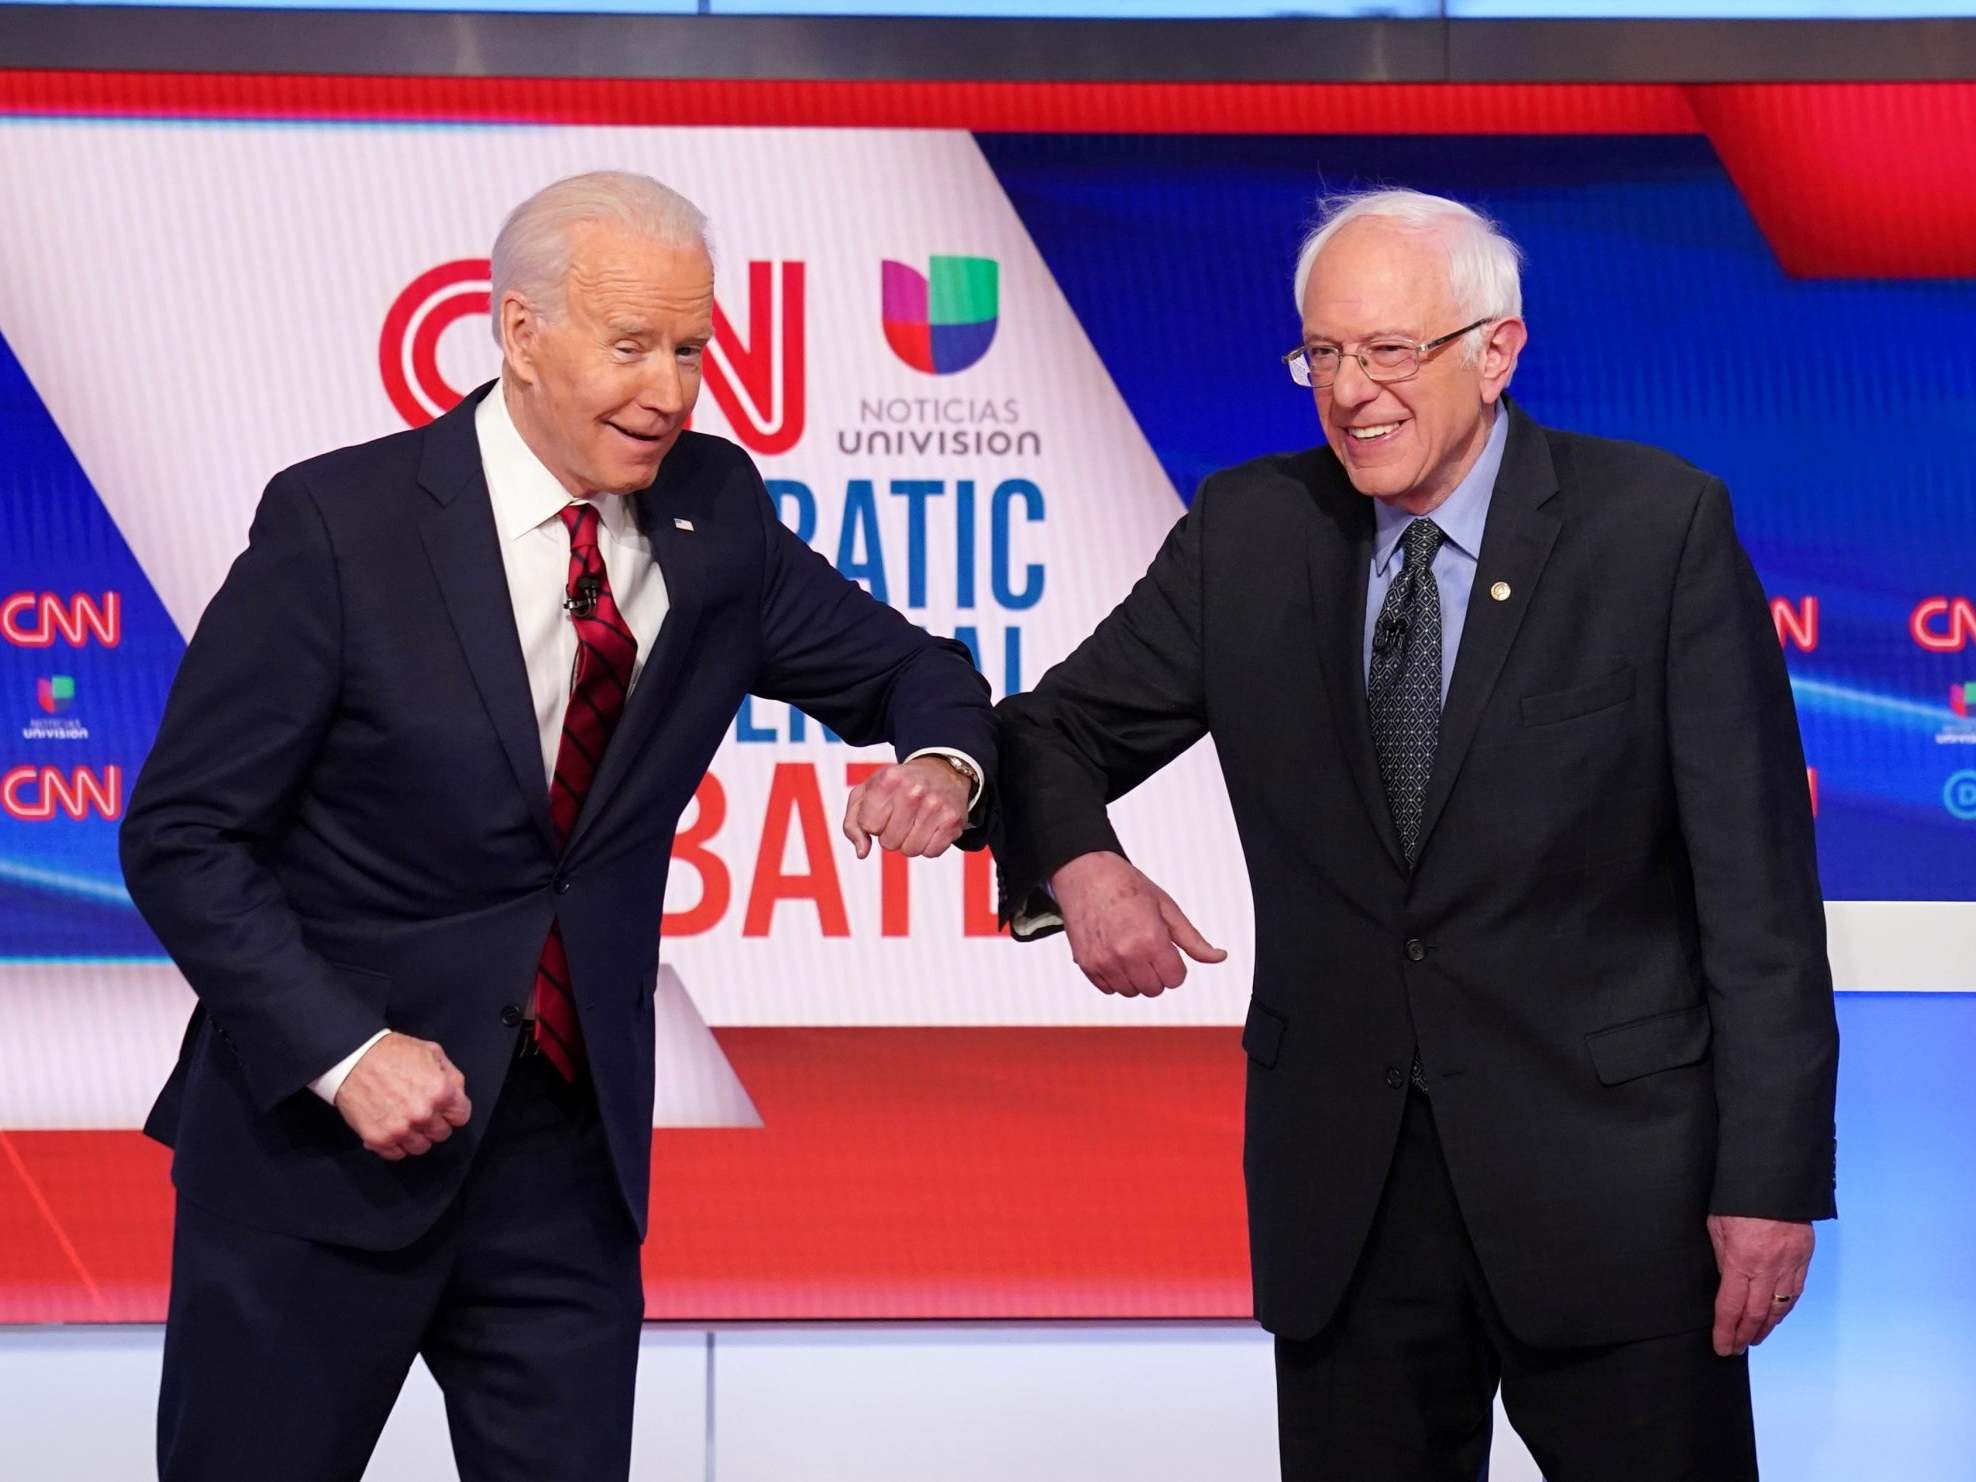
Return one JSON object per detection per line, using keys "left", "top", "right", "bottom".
{"left": 159, "top": 1049, "right": 645, "bottom": 1482}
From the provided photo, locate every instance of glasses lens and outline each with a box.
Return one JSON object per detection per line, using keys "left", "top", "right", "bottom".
{"left": 1306, "top": 348, "right": 1341, "bottom": 387}
{"left": 1363, "top": 343, "right": 1419, "bottom": 381}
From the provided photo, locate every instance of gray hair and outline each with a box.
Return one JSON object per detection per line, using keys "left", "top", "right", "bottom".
{"left": 489, "top": 170, "right": 712, "bottom": 346}
{"left": 1290, "top": 189, "right": 1523, "bottom": 363}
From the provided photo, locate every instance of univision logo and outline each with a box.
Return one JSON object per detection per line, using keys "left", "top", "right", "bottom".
{"left": 882, "top": 256, "right": 999, "bottom": 375}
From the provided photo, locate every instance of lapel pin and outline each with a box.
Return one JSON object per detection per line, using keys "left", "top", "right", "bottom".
{"left": 673, "top": 517, "right": 695, "bottom": 532}
{"left": 1490, "top": 581, "right": 1511, "bottom": 602}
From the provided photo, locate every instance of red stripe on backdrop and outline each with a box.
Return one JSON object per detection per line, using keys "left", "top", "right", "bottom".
{"left": 0, "top": 1130, "right": 167, "bottom": 1323}
{"left": 644, "top": 1028, "right": 1251, "bottom": 1320}
{"left": 6, "top": 73, "right": 1972, "bottom": 273}
{"left": 0, "top": 1028, "right": 1250, "bottom": 1324}
{"left": 1689, "top": 83, "right": 1976, "bottom": 279}
{"left": 0, "top": 71, "right": 1699, "bottom": 133}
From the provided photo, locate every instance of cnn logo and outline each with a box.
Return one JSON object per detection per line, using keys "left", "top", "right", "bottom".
{"left": 2, "top": 766, "right": 122, "bottom": 821}
{"left": 1, "top": 593, "right": 121, "bottom": 649}
{"left": 1912, "top": 597, "right": 1976, "bottom": 652}
{"left": 380, "top": 259, "right": 805, "bottom": 456}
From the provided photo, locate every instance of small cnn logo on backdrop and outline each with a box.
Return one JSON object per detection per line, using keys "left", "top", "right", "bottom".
{"left": 1, "top": 765, "right": 121, "bottom": 821}
{"left": 379, "top": 258, "right": 806, "bottom": 456}
{"left": 1, "top": 592, "right": 121, "bottom": 649}
{"left": 1913, "top": 596, "right": 1976, "bottom": 651}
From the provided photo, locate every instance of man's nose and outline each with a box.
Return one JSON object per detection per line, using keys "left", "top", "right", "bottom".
{"left": 640, "top": 352, "right": 687, "bottom": 415}
{"left": 1329, "top": 352, "right": 1378, "bottom": 408}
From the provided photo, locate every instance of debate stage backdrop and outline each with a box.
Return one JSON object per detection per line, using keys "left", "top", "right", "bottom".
{"left": 0, "top": 72, "right": 1972, "bottom": 1462}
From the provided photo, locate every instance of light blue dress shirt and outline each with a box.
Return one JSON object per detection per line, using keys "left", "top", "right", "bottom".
{"left": 1361, "top": 407, "right": 1511, "bottom": 704}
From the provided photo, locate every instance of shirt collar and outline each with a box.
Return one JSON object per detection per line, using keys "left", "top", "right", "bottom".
{"left": 1370, "top": 404, "right": 1510, "bottom": 576}
{"left": 474, "top": 383, "right": 637, "bottom": 545}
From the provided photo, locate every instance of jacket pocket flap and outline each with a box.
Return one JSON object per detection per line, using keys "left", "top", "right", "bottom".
{"left": 1521, "top": 665, "right": 1635, "bottom": 727}
{"left": 1585, "top": 1002, "right": 1711, "bottom": 1086}
{"left": 1242, "top": 1001, "right": 1287, "bottom": 1068}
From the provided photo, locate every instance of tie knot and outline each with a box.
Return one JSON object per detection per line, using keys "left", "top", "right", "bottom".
{"left": 559, "top": 502, "right": 600, "bottom": 551}
{"left": 1401, "top": 518, "right": 1445, "bottom": 571}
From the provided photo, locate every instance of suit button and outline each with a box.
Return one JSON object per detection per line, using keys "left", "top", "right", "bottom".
{"left": 499, "top": 1004, "right": 523, "bottom": 1028}
{"left": 1404, "top": 939, "right": 1426, "bottom": 962}
{"left": 554, "top": 878, "right": 572, "bottom": 895}
{"left": 1385, "top": 1067, "right": 1406, "bottom": 1090}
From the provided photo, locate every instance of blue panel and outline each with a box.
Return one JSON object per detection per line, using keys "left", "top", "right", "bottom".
{"left": 0, "top": 331, "right": 180, "bottom": 958}
{"left": 976, "top": 132, "right": 1976, "bottom": 902}
{"left": 1752, "top": 993, "right": 1976, "bottom": 1479}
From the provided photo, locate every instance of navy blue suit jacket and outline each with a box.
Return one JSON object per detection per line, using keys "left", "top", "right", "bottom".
{"left": 123, "top": 382, "right": 995, "bottom": 1251}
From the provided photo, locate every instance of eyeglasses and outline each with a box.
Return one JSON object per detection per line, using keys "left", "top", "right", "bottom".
{"left": 1282, "top": 318, "right": 1492, "bottom": 390}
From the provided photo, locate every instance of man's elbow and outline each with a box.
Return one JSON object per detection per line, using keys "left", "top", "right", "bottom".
{"left": 117, "top": 796, "right": 204, "bottom": 922}
{"left": 117, "top": 805, "right": 160, "bottom": 904}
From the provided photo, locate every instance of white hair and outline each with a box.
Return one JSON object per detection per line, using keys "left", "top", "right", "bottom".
{"left": 1290, "top": 189, "right": 1523, "bottom": 363}
{"left": 489, "top": 170, "right": 712, "bottom": 346}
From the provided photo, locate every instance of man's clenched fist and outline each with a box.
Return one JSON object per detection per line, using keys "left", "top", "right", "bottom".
{"left": 843, "top": 755, "right": 973, "bottom": 860}
{"left": 333, "top": 1032, "right": 472, "bottom": 1161}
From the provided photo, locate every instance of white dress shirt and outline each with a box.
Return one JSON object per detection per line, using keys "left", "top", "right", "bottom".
{"left": 311, "top": 385, "right": 978, "bottom": 1103}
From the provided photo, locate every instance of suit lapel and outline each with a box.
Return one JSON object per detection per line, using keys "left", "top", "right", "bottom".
{"left": 1305, "top": 471, "right": 1408, "bottom": 875}
{"left": 1413, "top": 403, "right": 1562, "bottom": 863}
{"left": 561, "top": 478, "right": 705, "bottom": 859}
{"left": 417, "top": 383, "right": 559, "bottom": 854}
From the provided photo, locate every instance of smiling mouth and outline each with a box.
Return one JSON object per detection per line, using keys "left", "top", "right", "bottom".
{"left": 1345, "top": 422, "right": 1404, "bottom": 443}
{"left": 608, "top": 422, "right": 665, "bottom": 445}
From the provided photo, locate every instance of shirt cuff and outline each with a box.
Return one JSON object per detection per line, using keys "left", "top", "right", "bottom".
{"left": 308, "top": 1029, "right": 392, "bottom": 1105}
{"left": 904, "top": 747, "right": 985, "bottom": 810}
{"left": 1010, "top": 884, "right": 1065, "bottom": 941}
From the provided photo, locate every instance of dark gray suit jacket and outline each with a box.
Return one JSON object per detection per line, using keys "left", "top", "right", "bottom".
{"left": 995, "top": 401, "right": 1837, "bottom": 1348}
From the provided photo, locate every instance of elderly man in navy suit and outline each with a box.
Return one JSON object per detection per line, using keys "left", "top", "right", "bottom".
{"left": 123, "top": 169, "right": 994, "bottom": 1482}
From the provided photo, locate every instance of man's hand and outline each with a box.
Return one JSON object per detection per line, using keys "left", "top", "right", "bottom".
{"left": 843, "top": 756, "right": 971, "bottom": 860}
{"left": 1050, "top": 850, "right": 1227, "bottom": 997}
{"left": 332, "top": 1032, "right": 471, "bottom": 1161}
{"left": 1707, "top": 1214, "right": 1814, "bottom": 1356}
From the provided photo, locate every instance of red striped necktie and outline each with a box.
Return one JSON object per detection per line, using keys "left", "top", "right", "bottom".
{"left": 531, "top": 502, "right": 639, "bottom": 1080}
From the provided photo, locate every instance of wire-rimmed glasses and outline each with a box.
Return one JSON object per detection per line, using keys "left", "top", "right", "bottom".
{"left": 1283, "top": 318, "right": 1492, "bottom": 389}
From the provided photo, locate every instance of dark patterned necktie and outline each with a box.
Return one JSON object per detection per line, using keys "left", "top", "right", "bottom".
{"left": 1368, "top": 518, "right": 1446, "bottom": 868}
{"left": 530, "top": 503, "right": 639, "bottom": 1080}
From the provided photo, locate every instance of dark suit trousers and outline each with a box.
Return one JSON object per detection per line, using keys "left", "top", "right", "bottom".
{"left": 1274, "top": 1091, "right": 1758, "bottom": 1482}
{"left": 158, "top": 1050, "right": 644, "bottom": 1482}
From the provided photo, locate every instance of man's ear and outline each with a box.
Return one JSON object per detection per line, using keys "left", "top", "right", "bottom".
{"left": 1481, "top": 316, "right": 1527, "bottom": 403}
{"left": 499, "top": 292, "right": 538, "bottom": 385}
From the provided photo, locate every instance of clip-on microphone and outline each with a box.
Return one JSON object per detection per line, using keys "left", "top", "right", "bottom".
{"left": 563, "top": 574, "right": 602, "bottom": 620}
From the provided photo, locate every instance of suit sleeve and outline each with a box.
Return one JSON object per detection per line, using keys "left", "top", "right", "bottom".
{"left": 1665, "top": 478, "right": 1839, "bottom": 1221}
{"left": 750, "top": 469, "right": 997, "bottom": 845}
{"left": 120, "top": 470, "right": 386, "bottom": 1112}
{"left": 993, "top": 489, "right": 1211, "bottom": 931}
